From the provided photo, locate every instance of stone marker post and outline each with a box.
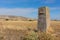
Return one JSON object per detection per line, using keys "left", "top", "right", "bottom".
{"left": 38, "top": 7, "right": 50, "bottom": 32}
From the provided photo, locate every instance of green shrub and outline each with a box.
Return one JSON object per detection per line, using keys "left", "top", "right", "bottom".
{"left": 23, "top": 31, "right": 39, "bottom": 40}
{"left": 22, "top": 31, "right": 56, "bottom": 40}
{"left": 28, "top": 19, "right": 33, "bottom": 21}
{"left": 5, "top": 19, "right": 9, "bottom": 21}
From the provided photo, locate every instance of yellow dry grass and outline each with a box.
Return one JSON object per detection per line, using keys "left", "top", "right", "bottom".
{"left": 0, "top": 21, "right": 60, "bottom": 32}
{"left": 0, "top": 21, "right": 37, "bottom": 30}
{"left": 0, "top": 21, "right": 59, "bottom": 32}
{"left": 0, "top": 21, "right": 60, "bottom": 40}
{"left": 51, "top": 21, "right": 60, "bottom": 32}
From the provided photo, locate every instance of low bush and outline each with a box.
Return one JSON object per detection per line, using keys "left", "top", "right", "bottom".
{"left": 23, "top": 31, "right": 39, "bottom": 40}
{"left": 23, "top": 31, "right": 56, "bottom": 40}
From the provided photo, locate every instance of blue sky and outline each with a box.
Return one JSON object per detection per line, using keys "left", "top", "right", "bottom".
{"left": 0, "top": 0, "right": 60, "bottom": 20}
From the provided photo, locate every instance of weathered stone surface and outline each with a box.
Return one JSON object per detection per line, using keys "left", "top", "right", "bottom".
{"left": 38, "top": 7, "right": 50, "bottom": 32}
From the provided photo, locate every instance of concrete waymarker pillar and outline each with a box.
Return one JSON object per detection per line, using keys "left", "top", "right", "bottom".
{"left": 38, "top": 7, "right": 50, "bottom": 32}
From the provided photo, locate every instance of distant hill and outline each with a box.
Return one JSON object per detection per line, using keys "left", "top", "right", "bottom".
{"left": 0, "top": 15, "right": 36, "bottom": 21}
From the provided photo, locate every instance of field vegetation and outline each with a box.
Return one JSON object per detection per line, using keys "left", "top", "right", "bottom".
{"left": 0, "top": 21, "right": 60, "bottom": 40}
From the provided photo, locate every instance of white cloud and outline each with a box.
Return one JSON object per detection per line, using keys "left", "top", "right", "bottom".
{"left": 50, "top": 7, "right": 60, "bottom": 10}
{"left": 0, "top": 8, "right": 37, "bottom": 16}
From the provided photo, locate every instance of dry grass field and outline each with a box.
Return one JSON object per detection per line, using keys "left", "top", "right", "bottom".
{"left": 0, "top": 21, "right": 60, "bottom": 33}
{"left": 0, "top": 21, "right": 60, "bottom": 31}
{"left": 0, "top": 21, "right": 37, "bottom": 30}
{"left": 50, "top": 21, "right": 60, "bottom": 40}
{"left": 0, "top": 21, "right": 60, "bottom": 40}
